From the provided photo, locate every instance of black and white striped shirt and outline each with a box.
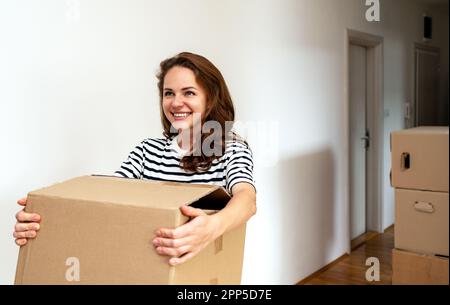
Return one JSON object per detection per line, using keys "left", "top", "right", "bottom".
{"left": 114, "top": 134, "right": 256, "bottom": 196}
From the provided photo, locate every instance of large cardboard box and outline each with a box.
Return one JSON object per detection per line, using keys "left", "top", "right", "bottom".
{"left": 15, "top": 175, "right": 246, "bottom": 284}
{"left": 392, "top": 249, "right": 449, "bottom": 285}
{"left": 391, "top": 126, "right": 449, "bottom": 192}
{"left": 395, "top": 188, "right": 449, "bottom": 256}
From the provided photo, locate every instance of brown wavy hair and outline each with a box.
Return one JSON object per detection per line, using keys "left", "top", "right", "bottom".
{"left": 157, "top": 52, "right": 235, "bottom": 172}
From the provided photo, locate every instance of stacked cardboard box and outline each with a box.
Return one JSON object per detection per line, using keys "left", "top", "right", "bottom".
{"left": 390, "top": 127, "right": 449, "bottom": 285}
{"left": 15, "top": 175, "right": 246, "bottom": 284}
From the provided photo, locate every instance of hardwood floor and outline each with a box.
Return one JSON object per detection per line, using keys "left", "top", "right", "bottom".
{"left": 299, "top": 226, "right": 394, "bottom": 285}
{"left": 351, "top": 231, "right": 379, "bottom": 250}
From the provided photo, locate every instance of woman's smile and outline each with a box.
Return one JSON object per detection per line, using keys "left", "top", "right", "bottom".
{"left": 172, "top": 112, "right": 193, "bottom": 120}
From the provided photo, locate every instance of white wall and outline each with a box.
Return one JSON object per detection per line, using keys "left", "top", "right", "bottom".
{"left": 0, "top": 0, "right": 447, "bottom": 284}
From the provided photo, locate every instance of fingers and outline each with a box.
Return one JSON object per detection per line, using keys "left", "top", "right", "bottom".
{"left": 155, "top": 245, "right": 191, "bottom": 257}
{"left": 156, "top": 225, "right": 192, "bottom": 239}
{"left": 15, "top": 210, "right": 41, "bottom": 222}
{"left": 152, "top": 235, "right": 193, "bottom": 248}
{"left": 153, "top": 236, "right": 194, "bottom": 257}
{"left": 15, "top": 239, "right": 27, "bottom": 246}
{"left": 153, "top": 233, "right": 196, "bottom": 262}
{"left": 154, "top": 209, "right": 210, "bottom": 266}
{"left": 13, "top": 222, "right": 40, "bottom": 240}
{"left": 14, "top": 197, "right": 40, "bottom": 247}
{"left": 180, "top": 205, "right": 206, "bottom": 218}
{"left": 169, "top": 251, "right": 196, "bottom": 266}
{"left": 156, "top": 208, "right": 207, "bottom": 239}
{"left": 156, "top": 216, "right": 203, "bottom": 239}
{"left": 15, "top": 222, "right": 40, "bottom": 232}
{"left": 17, "top": 197, "right": 27, "bottom": 206}
{"left": 13, "top": 230, "right": 37, "bottom": 239}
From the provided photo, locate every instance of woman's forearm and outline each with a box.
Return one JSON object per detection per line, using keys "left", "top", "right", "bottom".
{"left": 213, "top": 187, "right": 256, "bottom": 237}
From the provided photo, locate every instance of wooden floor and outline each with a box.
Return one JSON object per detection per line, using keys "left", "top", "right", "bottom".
{"left": 300, "top": 226, "right": 394, "bottom": 285}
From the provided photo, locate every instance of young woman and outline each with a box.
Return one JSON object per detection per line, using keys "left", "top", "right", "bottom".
{"left": 13, "top": 52, "right": 257, "bottom": 266}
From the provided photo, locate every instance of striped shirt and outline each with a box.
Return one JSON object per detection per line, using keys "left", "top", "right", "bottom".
{"left": 114, "top": 133, "right": 256, "bottom": 196}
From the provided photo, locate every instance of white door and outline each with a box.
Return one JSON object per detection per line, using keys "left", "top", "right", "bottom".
{"left": 349, "top": 44, "right": 368, "bottom": 240}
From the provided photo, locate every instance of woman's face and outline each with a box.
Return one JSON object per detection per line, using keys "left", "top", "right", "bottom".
{"left": 162, "top": 66, "right": 207, "bottom": 132}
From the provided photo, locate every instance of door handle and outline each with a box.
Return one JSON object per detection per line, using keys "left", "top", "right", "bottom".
{"left": 401, "top": 152, "right": 410, "bottom": 170}
{"left": 414, "top": 201, "right": 434, "bottom": 213}
{"left": 360, "top": 130, "right": 370, "bottom": 150}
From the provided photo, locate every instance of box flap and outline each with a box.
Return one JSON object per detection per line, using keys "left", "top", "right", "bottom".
{"left": 391, "top": 126, "right": 449, "bottom": 136}
{"left": 28, "top": 175, "right": 231, "bottom": 211}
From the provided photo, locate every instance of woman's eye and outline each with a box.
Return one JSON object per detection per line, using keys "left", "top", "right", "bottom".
{"left": 164, "top": 91, "right": 174, "bottom": 97}
{"left": 185, "top": 91, "right": 195, "bottom": 96}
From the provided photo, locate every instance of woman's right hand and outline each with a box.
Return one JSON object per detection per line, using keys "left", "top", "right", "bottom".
{"left": 14, "top": 197, "right": 41, "bottom": 246}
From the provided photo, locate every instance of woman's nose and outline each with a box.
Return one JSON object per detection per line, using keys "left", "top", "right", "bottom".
{"left": 172, "top": 95, "right": 184, "bottom": 106}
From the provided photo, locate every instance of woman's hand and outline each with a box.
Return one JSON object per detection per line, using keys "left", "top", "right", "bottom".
{"left": 152, "top": 205, "right": 223, "bottom": 266}
{"left": 14, "top": 197, "right": 41, "bottom": 246}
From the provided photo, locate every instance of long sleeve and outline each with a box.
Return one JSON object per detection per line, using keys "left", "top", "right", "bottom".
{"left": 225, "top": 140, "right": 256, "bottom": 195}
{"left": 114, "top": 141, "right": 145, "bottom": 179}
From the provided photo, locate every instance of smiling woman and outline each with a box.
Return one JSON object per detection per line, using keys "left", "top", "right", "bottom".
{"left": 13, "top": 52, "right": 257, "bottom": 268}
{"left": 157, "top": 52, "right": 237, "bottom": 173}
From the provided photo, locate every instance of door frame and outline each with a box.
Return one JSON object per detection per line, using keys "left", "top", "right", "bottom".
{"left": 345, "top": 29, "right": 384, "bottom": 253}
{"left": 414, "top": 43, "right": 440, "bottom": 127}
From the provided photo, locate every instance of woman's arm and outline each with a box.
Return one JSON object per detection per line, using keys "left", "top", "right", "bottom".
{"left": 152, "top": 182, "right": 256, "bottom": 266}
{"left": 214, "top": 182, "right": 257, "bottom": 236}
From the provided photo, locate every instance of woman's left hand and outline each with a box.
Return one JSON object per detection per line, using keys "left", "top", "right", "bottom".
{"left": 152, "top": 205, "right": 222, "bottom": 266}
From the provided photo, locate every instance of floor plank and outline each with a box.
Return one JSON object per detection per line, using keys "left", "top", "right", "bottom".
{"left": 351, "top": 231, "right": 379, "bottom": 250}
{"left": 300, "top": 226, "right": 394, "bottom": 285}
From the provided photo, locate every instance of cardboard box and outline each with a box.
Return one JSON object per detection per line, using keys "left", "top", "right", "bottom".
{"left": 395, "top": 188, "right": 449, "bottom": 256}
{"left": 15, "top": 175, "right": 246, "bottom": 284}
{"left": 392, "top": 249, "right": 449, "bottom": 285}
{"left": 391, "top": 126, "right": 449, "bottom": 192}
